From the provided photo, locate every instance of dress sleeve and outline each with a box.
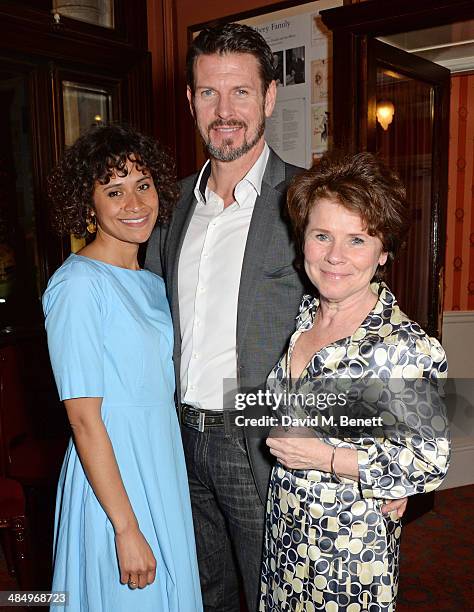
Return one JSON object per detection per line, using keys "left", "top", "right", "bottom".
{"left": 357, "top": 335, "right": 451, "bottom": 500}
{"left": 42, "top": 272, "right": 105, "bottom": 401}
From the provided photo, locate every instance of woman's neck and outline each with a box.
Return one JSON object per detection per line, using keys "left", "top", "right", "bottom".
{"left": 78, "top": 233, "right": 140, "bottom": 270}
{"left": 317, "top": 285, "right": 379, "bottom": 330}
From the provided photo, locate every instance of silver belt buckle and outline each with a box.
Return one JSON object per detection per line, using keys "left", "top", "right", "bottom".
{"left": 198, "top": 411, "right": 206, "bottom": 433}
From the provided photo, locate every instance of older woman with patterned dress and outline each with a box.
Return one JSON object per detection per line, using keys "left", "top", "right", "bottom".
{"left": 259, "top": 152, "right": 450, "bottom": 612}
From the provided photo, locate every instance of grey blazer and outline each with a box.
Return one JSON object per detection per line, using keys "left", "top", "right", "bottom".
{"left": 145, "top": 148, "right": 307, "bottom": 503}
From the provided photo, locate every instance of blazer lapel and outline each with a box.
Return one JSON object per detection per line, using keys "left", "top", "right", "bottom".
{"left": 237, "top": 150, "right": 287, "bottom": 348}
{"left": 165, "top": 179, "right": 199, "bottom": 384}
{"left": 166, "top": 180, "right": 197, "bottom": 310}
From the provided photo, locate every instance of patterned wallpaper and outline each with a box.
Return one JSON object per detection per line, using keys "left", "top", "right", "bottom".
{"left": 445, "top": 74, "right": 474, "bottom": 311}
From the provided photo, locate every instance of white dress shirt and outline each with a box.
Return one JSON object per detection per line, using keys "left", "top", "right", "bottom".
{"left": 178, "top": 144, "right": 270, "bottom": 411}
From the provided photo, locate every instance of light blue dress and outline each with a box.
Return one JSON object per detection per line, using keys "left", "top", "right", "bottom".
{"left": 43, "top": 254, "right": 203, "bottom": 612}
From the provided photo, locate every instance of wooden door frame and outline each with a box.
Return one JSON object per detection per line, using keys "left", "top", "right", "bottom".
{"left": 320, "top": 0, "right": 474, "bottom": 151}
{"left": 320, "top": 0, "right": 471, "bottom": 337}
{"left": 368, "top": 39, "right": 450, "bottom": 337}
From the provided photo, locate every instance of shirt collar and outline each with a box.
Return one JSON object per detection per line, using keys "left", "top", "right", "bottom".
{"left": 194, "top": 160, "right": 212, "bottom": 204}
{"left": 241, "top": 142, "right": 269, "bottom": 196}
{"left": 193, "top": 143, "right": 270, "bottom": 206}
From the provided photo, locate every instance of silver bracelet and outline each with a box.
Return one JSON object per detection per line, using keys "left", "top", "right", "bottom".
{"left": 330, "top": 443, "right": 343, "bottom": 483}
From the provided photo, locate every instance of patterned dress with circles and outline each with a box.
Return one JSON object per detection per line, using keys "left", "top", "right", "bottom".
{"left": 259, "top": 283, "right": 450, "bottom": 612}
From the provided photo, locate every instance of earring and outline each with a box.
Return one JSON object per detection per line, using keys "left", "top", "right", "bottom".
{"left": 86, "top": 212, "right": 97, "bottom": 234}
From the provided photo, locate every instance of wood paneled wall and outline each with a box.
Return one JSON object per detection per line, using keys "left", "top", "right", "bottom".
{"left": 445, "top": 74, "right": 474, "bottom": 311}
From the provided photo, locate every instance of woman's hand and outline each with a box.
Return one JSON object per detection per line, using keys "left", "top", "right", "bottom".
{"left": 266, "top": 428, "right": 360, "bottom": 480}
{"left": 381, "top": 497, "right": 408, "bottom": 518}
{"left": 115, "top": 525, "right": 157, "bottom": 589}
{"left": 266, "top": 428, "right": 332, "bottom": 471}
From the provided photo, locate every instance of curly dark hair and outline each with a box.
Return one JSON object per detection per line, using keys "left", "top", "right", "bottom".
{"left": 186, "top": 23, "right": 275, "bottom": 95}
{"left": 48, "top": 124, "right": 179, "bottom": 236}
{"left": 287, "top": 151, "right": 410, "bottom": 279}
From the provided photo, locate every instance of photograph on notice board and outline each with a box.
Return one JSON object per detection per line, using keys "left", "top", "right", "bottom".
{"left": 311, "top": 58, "right": 331, "bottom": 103}
{"left": 285, "top": 46, "right": 305, "bottom": 86}
{"left": 272, "top": 50, "right": 284, "bottom": 87}
{"left": 311, "top": 104, "right": 329, "bottom": 151}
{"left": 239, "top": 0, "right": 343, "bottom": 167}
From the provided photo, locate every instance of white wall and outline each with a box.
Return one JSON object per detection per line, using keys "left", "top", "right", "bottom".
{"left": 439, "top": 311, "right": 474, "bottom": 489}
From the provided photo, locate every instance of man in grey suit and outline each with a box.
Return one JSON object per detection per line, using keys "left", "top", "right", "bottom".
{"left": 146, "top": 24, "right": 304, "bottom": 611}
{"left": 146, "top": 22, "right": 406, "bottom": 612}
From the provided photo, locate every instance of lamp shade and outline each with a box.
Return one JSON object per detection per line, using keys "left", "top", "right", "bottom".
{"left": 376, "top": 100, "right": 395, "bottom": 130}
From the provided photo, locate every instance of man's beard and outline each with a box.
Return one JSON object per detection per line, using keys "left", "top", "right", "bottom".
{"left": 203, "top": 116, "right": 266, "bottom": 162}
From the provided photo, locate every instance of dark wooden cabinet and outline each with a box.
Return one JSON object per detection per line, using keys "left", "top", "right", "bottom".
{"left": 0, "top": 0, "right": 152, "bottom": 331}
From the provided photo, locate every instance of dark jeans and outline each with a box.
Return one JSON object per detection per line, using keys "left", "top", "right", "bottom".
{"left": 182, "top": 420, "right": 265, "bottom": 612}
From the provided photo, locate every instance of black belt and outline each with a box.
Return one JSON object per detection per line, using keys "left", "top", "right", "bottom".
{"left": 181, "top": 404, "right": 239, "bottom": 432}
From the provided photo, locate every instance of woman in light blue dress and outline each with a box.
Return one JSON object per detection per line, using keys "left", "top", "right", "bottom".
{"left": 43, "top": 124, "right": 202, "bottom": 611}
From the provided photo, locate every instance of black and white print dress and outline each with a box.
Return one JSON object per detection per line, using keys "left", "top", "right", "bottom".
{"left": 259, "top": 283, "right": 450, "bottom": 612}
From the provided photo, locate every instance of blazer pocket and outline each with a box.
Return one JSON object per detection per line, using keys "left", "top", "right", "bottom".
{"left": 263, "top": 263, "right": 297, "bottom": 278}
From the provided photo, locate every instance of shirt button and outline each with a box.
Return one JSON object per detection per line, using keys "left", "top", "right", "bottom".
{"left": 193, "top": 353, "right": 199, "bottom": 359}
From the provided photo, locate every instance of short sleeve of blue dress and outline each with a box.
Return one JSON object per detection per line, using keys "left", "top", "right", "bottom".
{"left": 43, "top": 267, "right": 105, "bottom": 400}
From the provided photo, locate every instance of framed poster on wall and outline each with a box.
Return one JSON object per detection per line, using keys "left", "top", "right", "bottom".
{"left": 190, "top": 0, "right": 343, "bottom": 169}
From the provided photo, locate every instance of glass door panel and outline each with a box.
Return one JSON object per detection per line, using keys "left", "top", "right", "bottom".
{"left": 366, "top": 39, "right": 450, "bottom": 337}
{"left": 52, "top": 0, "right": 114, "bottom": 28}
{"left": 0, "top": 71, "right": 42, "bottom": 331}
{"left": 62, "top": 80, "right": 112, "bottom": 145}
{"left": 376, "top": 67, "right": 435, "bottom": 331}
{"left": 62, "top": 80, "right": 112, "bottom": 252}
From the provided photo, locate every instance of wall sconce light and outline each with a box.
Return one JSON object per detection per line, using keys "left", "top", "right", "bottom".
{"left": 376, "top": 100, "right": 395, "bottom": 131}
